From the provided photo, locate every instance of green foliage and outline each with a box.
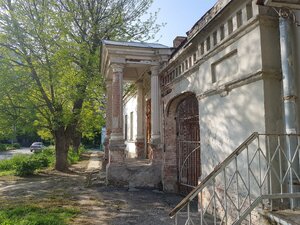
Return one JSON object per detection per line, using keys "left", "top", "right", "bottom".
{"left": 0, "top": 148, "right": 53, "bottom": 176}
{"left": 0, "top": 144, "right": 6, "bottom": 151}
{"left": 0, "top": 204, "right": 78, "bottom": 225}
{"left": 0, "top": 146, "right": 86, "bottom": 176}
{"left": 14, "top": 160, "right": 38, "bottom": 177}
{"left": 67, "top": 146, "right": 86, "bottom": 164}
{"left": 0, "top": 0, "right": 160, "bottom": 170}
{"left": 12, "top": 143, "right": 21, "bottom": 149}
{"left": 14, "top": 148, "right": 56, "bottom": 176}
{"left": 5, "top": 143, "right": 21, "bottom": 150}
{"left": 0, "top": 154, "right": 29, "bottom": 171}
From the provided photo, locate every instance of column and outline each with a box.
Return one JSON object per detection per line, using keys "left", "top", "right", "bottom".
{"left": 150, "top": 65, "right": 163, "bottom": 164}
{"left": 104, "top": 80, "right": 112, "bottom": 165}
{"left": 150, "top": 65, "right": 161, "bottom": 142}
{"left": 135, "top": 81, "right": 145, "bottom": 158}
{"left": 109, "top": 63, "right": 125, "bottom": 164}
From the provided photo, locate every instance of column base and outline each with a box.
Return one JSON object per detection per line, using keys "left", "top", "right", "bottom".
{"left": 106, "top": 139, "right": 126, "bottom": 185}
{"left": 149, "top": 141, "right": 163, "bottom": 165}
{"left": 108, "top": 139, "right": 126, "bottom": 164}
{"left": 106, "top": 163, "right": 128, "bottom": 186}
{"left": 135, "top": 139, "right": 145, "bottom": 159}
{"left": 103, "top": 138, "right": 110, "bottom": 168}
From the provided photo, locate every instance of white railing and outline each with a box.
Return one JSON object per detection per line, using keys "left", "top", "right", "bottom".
{"left": 170, "top": 133, "right": 300, "bottom": 225}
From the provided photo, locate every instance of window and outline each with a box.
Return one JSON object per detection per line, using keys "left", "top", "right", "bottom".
{"left": 206, "top": 36, "right": 211, "bottom": 51}
{"left": 228, "top": 18, "right": 233, "bottom": 34}
{"left": 236, "top": 10, "right": 242, "bottom": 28}
{"left": 220, "top": 25, "right": 225, "bottom": 41}
{"left": 125, "top": 115, "right": 128, "bottom": 140}
{"left": 130, "top": 112, "right": 133, "bottom": 141}
{"left": 213, "top": 31, "right": 217, "bottom": 46}
{"left": 246, "top": 3, "right": 253, "bottom": 20}
{"left": 200, "top": 42, "right": 205, "bottom": 55}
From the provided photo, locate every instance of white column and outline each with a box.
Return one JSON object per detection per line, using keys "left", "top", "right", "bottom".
{"left": 150, "top": 65, "right": 161, "bottom": 142}
{"left": 136, "top": 81, "right": 144, "bottom": 139}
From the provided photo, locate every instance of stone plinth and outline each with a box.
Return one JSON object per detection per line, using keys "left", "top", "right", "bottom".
{"left": 106, "top": 140, "right": 126, "bottom": 185}
{"left": 107, "top": 158, "right": 162, "bottom": 188}
{"left": 149, "top": 140, "right": 163, "bottom": 165}
{"left": 135, "top": 139, "right": 145, "bottom": 159}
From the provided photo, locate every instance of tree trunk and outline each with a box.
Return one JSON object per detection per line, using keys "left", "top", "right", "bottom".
{"left": 72, "top": 130, "right": 82, "bottom": 154}
{"left": 54, "top": 127, "right": 71, "bottom": 171}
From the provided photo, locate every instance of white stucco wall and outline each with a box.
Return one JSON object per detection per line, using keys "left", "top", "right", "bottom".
{"left": 162, "top": 10, "right": 285, "bottom": 179}
{"left": 199, "top": 80, "right": 265, "bottom": 178}
{"left": 295, "top": 11, "right": 300, "bottom": 130}
{"left": 123, "top": 94, "right": 138, "bottom": 158}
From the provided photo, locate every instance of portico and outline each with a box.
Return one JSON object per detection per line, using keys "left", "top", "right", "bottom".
{"left": 101, "top": 40, "right": 171, "bottom": 186}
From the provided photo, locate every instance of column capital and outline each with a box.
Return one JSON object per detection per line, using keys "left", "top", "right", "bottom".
{"left": 150, "top": 65, "right": 160, "bottom": 76}
{"left": 111, "top": 63, "right": 124, "bottom": 73}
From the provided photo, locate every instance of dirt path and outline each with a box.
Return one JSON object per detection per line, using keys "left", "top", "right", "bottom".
{"left": 0, "top": 151, "right": 183, "bottom": 225}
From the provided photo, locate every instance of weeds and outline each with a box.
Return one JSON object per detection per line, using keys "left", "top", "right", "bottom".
{"left": 0, "top": 203, "right": 78, "bottom": 225}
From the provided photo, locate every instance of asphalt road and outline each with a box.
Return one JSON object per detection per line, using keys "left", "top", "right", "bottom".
{"left": 0, "top": 148, "right": 32, "bottom": 161}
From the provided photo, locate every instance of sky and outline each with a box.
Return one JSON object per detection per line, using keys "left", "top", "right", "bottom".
{"left": 147, "top": 0, "right": 218, "bottom": 47}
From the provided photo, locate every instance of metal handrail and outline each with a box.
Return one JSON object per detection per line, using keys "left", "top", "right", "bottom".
{"left": 169, "top": 132, "right": 258, "bottom": 218}
{"left": 169, "top": 132, "right": 300, "bottom": 224}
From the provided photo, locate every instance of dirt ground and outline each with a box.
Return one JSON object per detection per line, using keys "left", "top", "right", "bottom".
{"left": 0, "top": 152, "right": 183, "bottom": 225}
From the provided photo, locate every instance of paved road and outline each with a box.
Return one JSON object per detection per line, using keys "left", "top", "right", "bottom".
{"left": 0, "top": 148, "right": 32, "bottom": 161}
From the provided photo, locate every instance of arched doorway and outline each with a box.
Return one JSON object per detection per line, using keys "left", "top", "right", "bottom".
{"left": 176, "top": 94, "right": 201, "bottom": 195}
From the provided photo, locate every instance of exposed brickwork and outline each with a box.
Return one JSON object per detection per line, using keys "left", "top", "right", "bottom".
{"left": 150, "top": 142, "right": 163, "bottom": 165}
{"left": 162, "top": 92, "right": 196, "bottom": 192}
{"left": 111, "top": 64, "right": 124, "bottom": 135}
{"left": 135, "top": 139, "right": 145, "bottom": 159}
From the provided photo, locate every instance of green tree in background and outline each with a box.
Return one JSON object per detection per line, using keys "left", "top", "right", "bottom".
{"left": 0, "top": 0, "right": 160, "bottom": 171}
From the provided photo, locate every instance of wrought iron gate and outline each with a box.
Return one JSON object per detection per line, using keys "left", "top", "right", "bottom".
{"left": 176, "top": 95, "right": 201, "bottom": 195}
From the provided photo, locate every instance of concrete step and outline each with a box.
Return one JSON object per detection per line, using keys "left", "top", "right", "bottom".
{"left": 262, "top": 210, "right": 300, "bottom": 225}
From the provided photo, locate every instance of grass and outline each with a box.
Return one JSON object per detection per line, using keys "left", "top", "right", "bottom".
{"left": 0, "top": 203, "right": 79, "bottom": 225}
{"left": 0, "top": 146, "right": 86, "bottom": 177}
{"left": 0, "top": 170, "right": 14, "bottom": 176}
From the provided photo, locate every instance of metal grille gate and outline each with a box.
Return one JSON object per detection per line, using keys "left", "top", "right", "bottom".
{"left": 176, "top": 95, "right": 201, "bottom": 195}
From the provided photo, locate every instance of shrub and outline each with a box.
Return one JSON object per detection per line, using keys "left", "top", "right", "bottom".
{"left": 0, "top": 159, "right": 14, "bottom": 171}
{"left": 12, "top": 143, "right": 21, "bottom": 149}
{"left": 31, "top": 153, "right": 50, "bottom": 168}
{"left": 0, "top": 144, "right": 6, "bottom": 151}
{"left": 14, "top": 159, "right": 38, "bottom": 176}
{"left": 38, "top": 147, "right": 55, "bottom": 166}
{"left": 67, "top": 150, "right": 80, "bottom": 164}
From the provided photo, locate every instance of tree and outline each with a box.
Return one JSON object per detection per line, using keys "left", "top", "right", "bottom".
{"left": 0, "top": 0, "right": 160, "bottom": 171}
{"left": 0, "top": 59, "right": 38, "bottom": 143}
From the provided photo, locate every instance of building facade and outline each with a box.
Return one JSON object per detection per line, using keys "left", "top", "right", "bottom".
{"left": 101, "top": 0, "right": 300, "bottom": 202}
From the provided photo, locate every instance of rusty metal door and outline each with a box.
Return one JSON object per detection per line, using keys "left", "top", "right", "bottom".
{"left": 176, "top": 95, "right": 201, "bottom": 195}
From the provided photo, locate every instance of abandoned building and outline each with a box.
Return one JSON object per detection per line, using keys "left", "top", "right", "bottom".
{"left": 101, "top": 0, "right": 300, "bottom": 224}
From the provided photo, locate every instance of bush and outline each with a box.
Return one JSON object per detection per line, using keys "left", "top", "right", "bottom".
{"left": 0, "top": 144, "right": 6, "bottom": 151}
{"left": 12, "top": 143, "right": 21, "bottom": 149}
{"left": 0, "top": 159, "right": 14, "bottom": 171}
{"left": 67, "top": 150, "right": 80, "bottom": 164}
{"left": 0, "top": 154, "right": 29, "bottom": 171}
{"left": 31, "top": 153, "right": 50, "bottom": 168}
{"left": 38, "top": 147, "right": 55, "bottom": 166}
{"left": 14, "top": 159, "right": 38, "bottom": 176}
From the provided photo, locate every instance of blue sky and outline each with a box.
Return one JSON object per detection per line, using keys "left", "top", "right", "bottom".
{"left": 148, "top": 0, "right": 218, "bottom": 47}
